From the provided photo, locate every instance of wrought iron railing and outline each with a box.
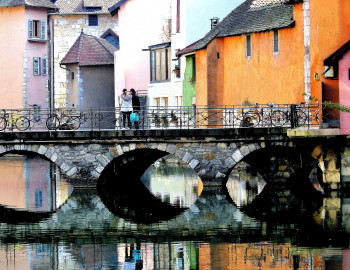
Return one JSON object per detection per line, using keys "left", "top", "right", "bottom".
{"left": 0, "top": 103, "right": 339, "bottom": 132}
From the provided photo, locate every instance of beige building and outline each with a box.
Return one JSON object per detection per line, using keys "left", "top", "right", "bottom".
{"left": 49, "top": 0, "right": 118, "bottom": 107}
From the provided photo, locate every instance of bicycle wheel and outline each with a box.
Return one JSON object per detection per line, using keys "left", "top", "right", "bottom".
{"left": 241, "top": 112, "right": 260, "bottom": 127}
{"left": 62, "top": 116, "right": 80, "bottom": 130}
{"left": 0, "top": 117, "right": 7, "bottom": 131}
{"left": 46, "top": 115, "right": 60, "bottom": 130}
{"left": 15, "top": 116, "right": 30, "bottom": 131}
{"left": 69, "top": 116, "right": 81, "bottom": 130}
{"left": 270, "top": 110, "right": 287, "bottom": 127}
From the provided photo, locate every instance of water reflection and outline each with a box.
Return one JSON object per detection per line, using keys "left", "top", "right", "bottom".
{"left": 140, "top": 158, "right": 202, "bottom": 207}
{"left": 0, "top": 154, "right": 73, "bottom": 213}
{"left": 0, "top": 240, "right": 345, "bottom": 269}
{"left": 0, "top": 155, "right": 350, "bottom": 268}
{"left": 226, "top": 161, "right": 266, "bottom": 207}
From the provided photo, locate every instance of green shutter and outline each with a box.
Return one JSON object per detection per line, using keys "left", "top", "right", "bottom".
{"left": 42, "top": 57, "right": 47, "bottom": 76}
{"left": 28, "top": 20, "right": 33, "bottom": 38}
{"left": 41, "top": 21, "right": 46, "bottom": 39}
{"left": 33, "top": 57, "right": 41, "bottom": 76}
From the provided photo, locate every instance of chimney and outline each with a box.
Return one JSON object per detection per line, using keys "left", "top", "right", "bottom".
{"left": 210, "top": 17, "right": 220, "bottom": 29}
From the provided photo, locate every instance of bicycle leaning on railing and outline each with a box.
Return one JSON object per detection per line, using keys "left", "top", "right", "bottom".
{"left": 0, "top": 110, "right": 30, "bottom": 131}
{"left": 46, "top": 108, "right": 82, "bottom": 130}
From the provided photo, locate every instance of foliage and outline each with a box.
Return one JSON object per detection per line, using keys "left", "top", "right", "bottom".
{"left": 302, "top": 92, "right": 350, "bottom": 113}
{"left": 188, "top": 75, "right": 196, "bottom": 84}
{"left": 170, "top": 111, "right": 178, "bottom": 122}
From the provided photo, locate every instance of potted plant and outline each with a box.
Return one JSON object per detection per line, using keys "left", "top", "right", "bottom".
{"left": 153, "top": 113, "right": 160, "bottom": 127}
{"left": 170, "top": 111, "right": 178, "bottom": 123}
{"left": 173, "top": 65, "right": 180, "bottom": 75}
{"left": 161, "top": 115, "right": 169, "bottom": 127}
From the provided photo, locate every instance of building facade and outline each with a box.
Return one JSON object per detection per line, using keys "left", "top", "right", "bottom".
{"left": 49, "top": 0, "right": 118, "bottom": 107}
{"left": 186, "top": 0, "right": 350, "bottom": 109}
{"left": 148, "top": 0, "right": 243, "bottom": 109}
{"left": 0, "top": 0, "right": 57, "bottom": 109}
{"left": 109, "top": 0, "right": 171, "bottom": 104}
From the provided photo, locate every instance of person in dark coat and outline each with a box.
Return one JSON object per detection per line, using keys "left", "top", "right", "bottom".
{"left": 130, "top": 88, "right": 141, "bottom": 129}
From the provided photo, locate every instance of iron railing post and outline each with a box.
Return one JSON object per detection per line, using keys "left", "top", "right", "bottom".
{"left": 290, "top": 104, "right": 297, "bottom": 128}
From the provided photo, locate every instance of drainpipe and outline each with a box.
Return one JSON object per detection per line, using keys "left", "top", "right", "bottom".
{"left": 303, "top": 0, "right": 311, "bottom": 102}
{"left": 48, "top": 14, "right": 54, "bottom": 111}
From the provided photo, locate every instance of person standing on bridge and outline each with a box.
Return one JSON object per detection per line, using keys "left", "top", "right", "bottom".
{"left": 120, "top": 88, "right": 133, "bottom": 130}
{"left": 130, "top": 88, "right": 140, "bottom": 129}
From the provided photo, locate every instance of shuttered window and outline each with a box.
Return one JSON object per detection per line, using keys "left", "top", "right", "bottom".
{"left": 33, "top": 57, "right": 41, "bottom": 76}
{"left": 28, "top": 19, "right": 46, "bottom": 39}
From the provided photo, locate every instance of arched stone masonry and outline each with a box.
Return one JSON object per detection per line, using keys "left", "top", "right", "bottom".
{"left": 0, "top": 139, "right": 305, "bottom": 187}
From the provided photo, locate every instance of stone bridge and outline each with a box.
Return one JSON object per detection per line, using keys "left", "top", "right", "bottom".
{"left": 0, "top": 128, "right": 346, "bottom": 189}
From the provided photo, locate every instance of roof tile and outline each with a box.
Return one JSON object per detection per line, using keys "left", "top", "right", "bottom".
{"left": 61, "top": 32, "right": 118, "bottom": 66}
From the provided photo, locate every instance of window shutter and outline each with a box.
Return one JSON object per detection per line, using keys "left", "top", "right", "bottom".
{"left": 28, "top": 20, "right": 33, "bottom": 38}
{"left": 33, "top": 57, "right": 41, "bottom": 76}
{"left": 42, "top": 57, "right": 47, "bottom": 76}
{"left": 41, "top": 21, "right": 46, "bottom": 39}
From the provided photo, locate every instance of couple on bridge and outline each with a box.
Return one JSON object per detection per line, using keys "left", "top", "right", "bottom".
{"left": 120, "top": 88, "right": 141, "bottom": 130}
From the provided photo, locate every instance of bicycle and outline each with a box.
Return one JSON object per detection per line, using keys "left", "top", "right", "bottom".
{"left": 46, "top": 108, "right": 81, "bottom": 130}
{"left": 0, "top": 110, "right": 30, "bottom": 131}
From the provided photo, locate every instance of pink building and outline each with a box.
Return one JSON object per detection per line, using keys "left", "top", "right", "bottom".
{"left": 324, "top": 40, "right": 350, "bottom": 134}
{"left": 108, "top": 0, "right": 171, "bottom": 99}
{"left": 0, "top": 0, "right": 57, "bottom": 109}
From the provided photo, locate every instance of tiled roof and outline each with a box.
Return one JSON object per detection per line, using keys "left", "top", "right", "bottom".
{"left": 52, "top": 0, "right": 115, "bottom": 14}
{"left": 189, "top": 0, "right": 296, "bottom": 53}
{"left": 176, "top": 39, "right": 201, "bottom": 57}
{"left": 0, "top": 0, "right": 57, "bottom": 8}
{"left": 61, "top": 32, "right": 117, "bottom": 66}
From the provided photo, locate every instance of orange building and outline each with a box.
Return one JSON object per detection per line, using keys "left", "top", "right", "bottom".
{"left": 181, "top": 0, "right": 350, "bottom": 107}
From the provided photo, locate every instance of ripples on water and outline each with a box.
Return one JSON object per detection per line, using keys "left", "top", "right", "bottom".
{"left": 0, "top": 154, "right": 348, "bottom": 269}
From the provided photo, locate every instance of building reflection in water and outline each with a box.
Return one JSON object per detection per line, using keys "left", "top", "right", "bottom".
{"left": 0, "top": 154, "right": 73, "bottom": 212}
{"left": 226, "top": 161, "right": 266, "bottom": 207}
{"left": 0, "top": 241, "right": 344, "bottom": 269}
{"left": 140, "top": 157, "right": 203, "bottom": 208}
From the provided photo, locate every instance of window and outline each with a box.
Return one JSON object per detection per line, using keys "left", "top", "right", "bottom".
{"left": 35, "top": 189, "right": 43, "bottom": 208}
{"left": 88, "top": 15, "right": 98, "bottom": 26}
{"left": 246, "top": 35, "right": 252, "bottom": 57}
{"left": 149, "top": 43, "right": 171, "bottom": 82}
{"left": 33, "top": 57, "right": 41, "bottom": 76}
{"left": 273, "top": 30, "right": 279, "bottom": 53}
{"left": 28, "top": 20, "right": 46, "bottom": 39}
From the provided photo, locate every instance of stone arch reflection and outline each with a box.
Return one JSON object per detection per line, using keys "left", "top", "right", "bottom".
{"left": 98, "top": 150, "right": 202, "bottom": 224}
{"left": 140, "top": 155, "right": 203, "bottom": 208}
{"left": 0, "top": 153, "right": 73, "bottom": 222}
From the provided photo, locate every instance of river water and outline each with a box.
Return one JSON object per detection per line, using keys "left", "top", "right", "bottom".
{"left": 0, "top": 154, "right": 348, "bottom": 269}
